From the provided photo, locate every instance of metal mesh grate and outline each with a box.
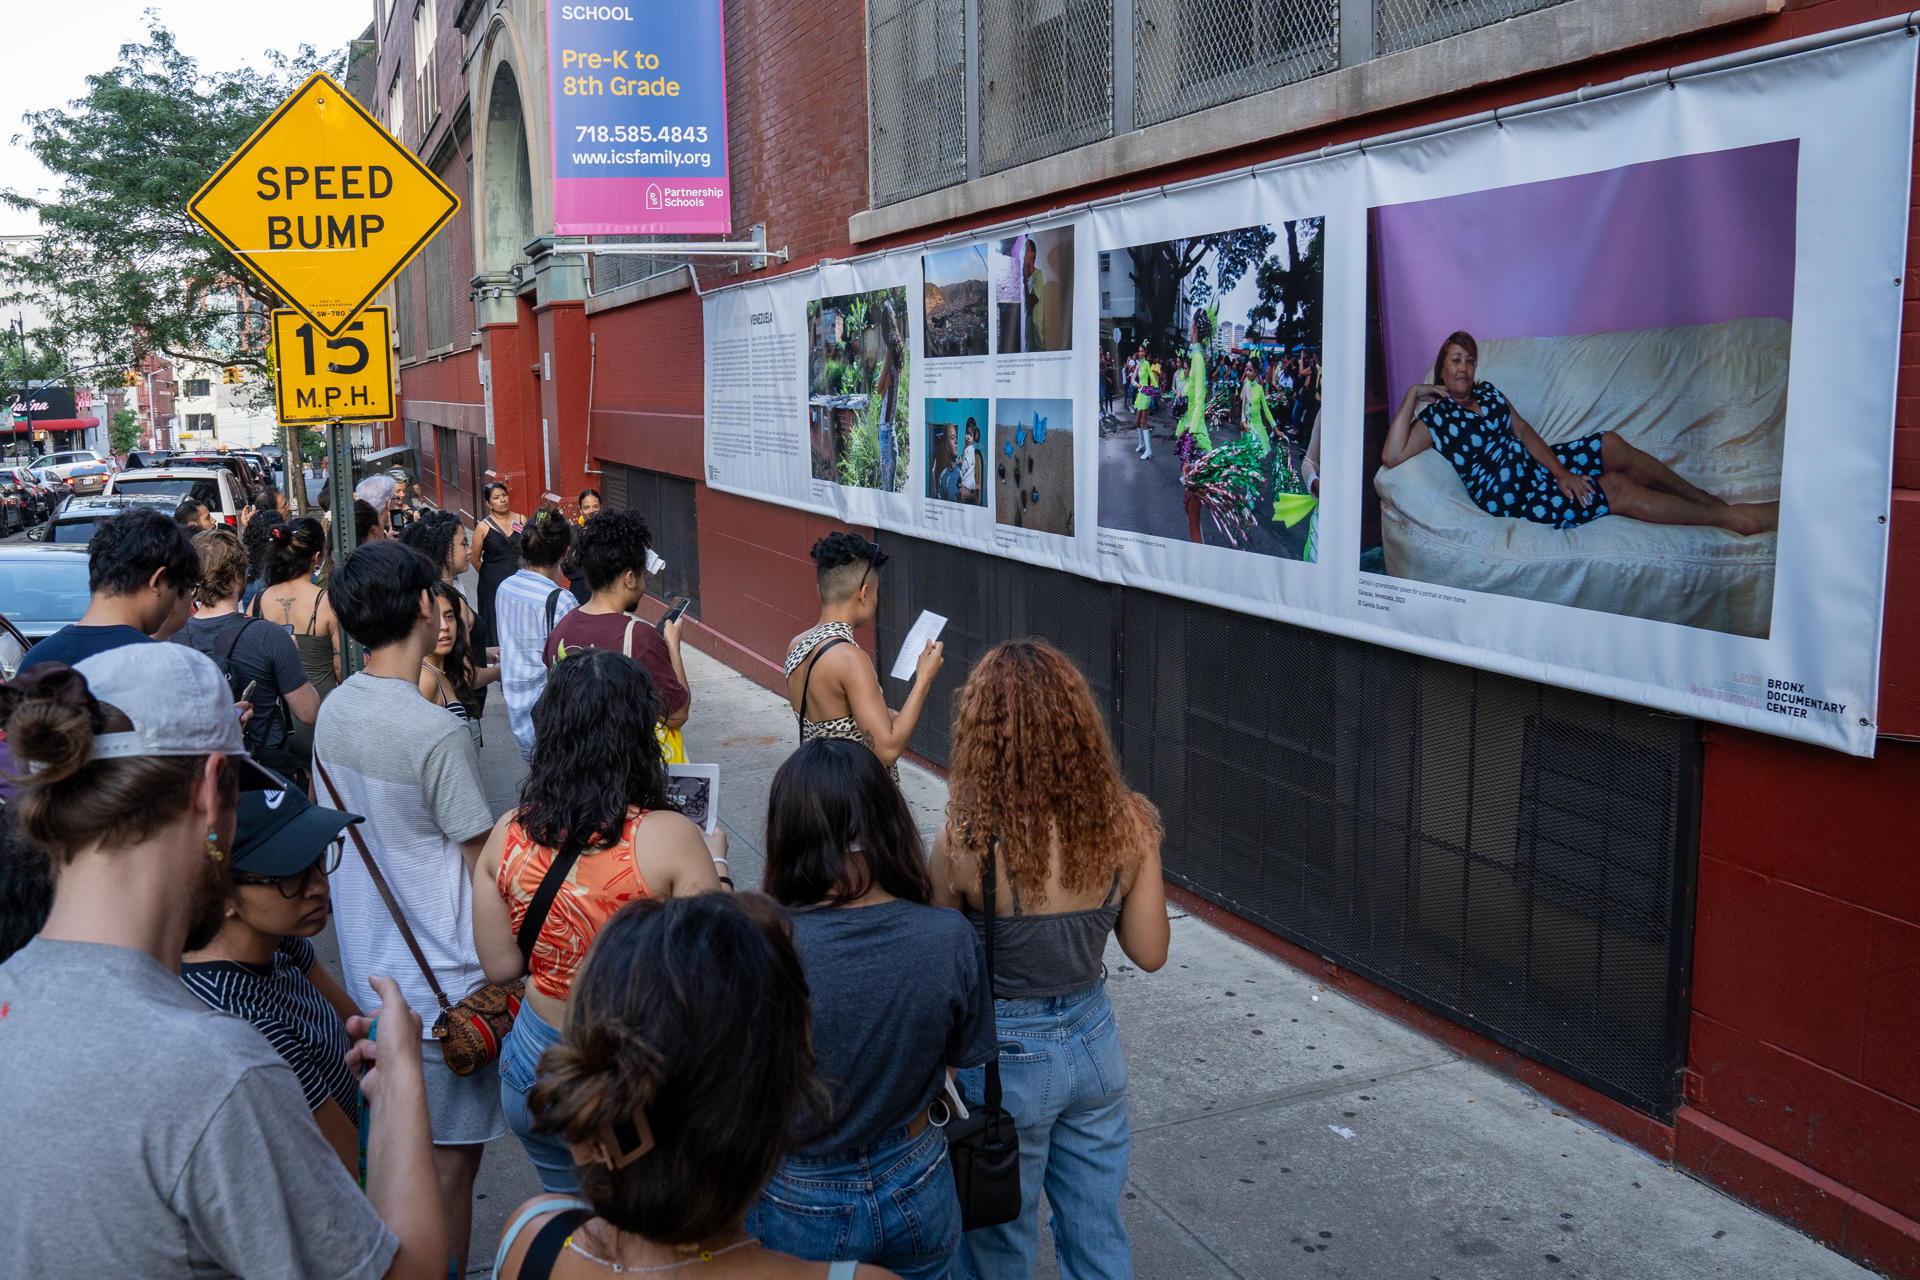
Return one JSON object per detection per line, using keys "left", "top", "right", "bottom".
{"left": 875, "top": 533, "right": 1697, "bottom": 1117}
{"left": 1133, "top": 0, "right": 1339, "bottom": 128}
{"left": 870, "top": 0, "right": 970, "bottom": 207}
{"left": 978, "top": 0, "right": 1114, "bottom": 176}
{"left": 599, "top": 462, "right": 701, "bottom": 616}
{"left": 1373, "top": 0, "right": 1573, "bottom": 56}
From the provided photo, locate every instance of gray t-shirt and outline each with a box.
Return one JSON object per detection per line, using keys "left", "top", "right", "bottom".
{"left": 0, "top": 938, "right": 397, "bottom": 1279}
{"left": 788, "top": 900, "right": 998, "bottom": 1158}
{"left": 315, "top": 672, "right": 496, "bottom": 1028}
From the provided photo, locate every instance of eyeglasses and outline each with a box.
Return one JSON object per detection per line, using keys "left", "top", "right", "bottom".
{"left": 231, "top": 842, "right": 343, "bottom": 898}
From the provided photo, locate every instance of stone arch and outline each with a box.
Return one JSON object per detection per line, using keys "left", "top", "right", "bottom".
{"left": 481, "top": 62, "right": 535, "bottom": 274}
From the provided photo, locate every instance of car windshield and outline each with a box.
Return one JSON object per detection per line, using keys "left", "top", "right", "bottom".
{"left": 0, "top": 556, "right": 92, "bottom": 623}
{"left": 109, "top": 476, "right": 221, "bottom": 506}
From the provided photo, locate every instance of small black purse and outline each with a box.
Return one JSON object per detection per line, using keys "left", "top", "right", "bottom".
{"left": 945, "top": 848, "right": 1022, "bottom": 1231}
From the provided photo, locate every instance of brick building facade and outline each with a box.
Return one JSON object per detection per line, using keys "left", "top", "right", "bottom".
{"left": 370, "top": 1, "right": 1920, "bottom": 1272}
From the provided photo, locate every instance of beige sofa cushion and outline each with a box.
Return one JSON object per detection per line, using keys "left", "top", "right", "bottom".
{"left": 1374, "top": 318, "right": 1787, "bottom": 637}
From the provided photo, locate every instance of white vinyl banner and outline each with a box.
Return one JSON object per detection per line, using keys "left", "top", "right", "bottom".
{"left": 704, "top": 31, "right": 1916, "bottom": 756}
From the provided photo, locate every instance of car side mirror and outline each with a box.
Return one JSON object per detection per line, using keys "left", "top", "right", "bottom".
{"left": 27, "top": 523, "right": 44, "bottom": 541}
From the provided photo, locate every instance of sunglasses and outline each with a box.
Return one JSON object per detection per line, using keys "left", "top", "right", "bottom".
{"left": 231, "top": 842, "right": 343, "bottom": 899}
{"left": 856, "top": 541, "right": 887, "bottom": 594}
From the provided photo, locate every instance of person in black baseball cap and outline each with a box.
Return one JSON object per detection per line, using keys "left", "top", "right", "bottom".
{"left": 182, "top": 787, "right": 370, "bottom": 1174}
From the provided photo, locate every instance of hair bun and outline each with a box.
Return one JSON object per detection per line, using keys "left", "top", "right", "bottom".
{"left": 2, "top": 665, "right": 107, "bottom": 785}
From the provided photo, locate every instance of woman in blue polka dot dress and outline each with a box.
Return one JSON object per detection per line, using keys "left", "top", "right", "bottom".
{"left": 1381, "top": 330, "right": 1778, "bottom": 536}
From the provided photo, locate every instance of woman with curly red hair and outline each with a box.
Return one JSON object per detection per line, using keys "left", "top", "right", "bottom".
{"left": 931, "top": 640, "right": 1169, "bottom": 1280}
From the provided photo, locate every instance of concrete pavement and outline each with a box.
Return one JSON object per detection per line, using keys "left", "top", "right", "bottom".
{"left": 330, "top": 641, "right": 1869, "bottom": 1279}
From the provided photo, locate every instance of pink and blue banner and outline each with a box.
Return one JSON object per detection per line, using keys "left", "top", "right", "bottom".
{"left": 546, "top": 1, "right": 732, "bottom": 235}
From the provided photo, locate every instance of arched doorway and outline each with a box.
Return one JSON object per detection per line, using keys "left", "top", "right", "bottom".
{"left": 482, "top": 64, "right": 535, "bottom": 274}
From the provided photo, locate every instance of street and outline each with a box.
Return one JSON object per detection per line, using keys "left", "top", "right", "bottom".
{"left": 1096, "top": 412, "right": 1313, "bottom": 562}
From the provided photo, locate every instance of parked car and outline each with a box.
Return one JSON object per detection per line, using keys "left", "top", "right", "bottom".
{"left": 0, "top": 542, "right": 93, "bottom": 653}
{"left": 32, "top": 492, "right": 182, "bottom": 545}
{"left": 0, "top": 608, "right": 30, "bottom": 680}
{"left": 3, "top": 468, "right": 61, "bottom": 525}
{"left": 33, "top": 449, "right": 114, "bottom": 481}
{"left": 0, "top": 481, "right": 22, "bottom": 535}
{"left": 102, "top": 466, "right": 246, "bottom": 527}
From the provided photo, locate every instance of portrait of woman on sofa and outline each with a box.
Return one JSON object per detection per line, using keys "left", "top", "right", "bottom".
{"left": 1381, "top": 330, "right": 1779, "bottom": 537}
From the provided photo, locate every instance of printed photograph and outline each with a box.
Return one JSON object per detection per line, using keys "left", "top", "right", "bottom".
{"left": 1360, "top": 142, "right": 1795, "bottom": 637}
{"left": 1096, "top": 218, "right": 1325, "bottom": 562}
{"left": 807, "top": 287, "right": 912, "bottom": 492}
{"left": 665, "top": 764, "right": 718, "bottom": 835}
{"left": 994, "top": 226, "right": 1074, "bottom": 354}
{"left": 923, "top": 243, "right": 990, "bottom": 358}
{"left": 926, "top": 397, "right": 989, "bottom": 507}
{"left": 994, "top": 398, "right": 1074, "bottom": 537}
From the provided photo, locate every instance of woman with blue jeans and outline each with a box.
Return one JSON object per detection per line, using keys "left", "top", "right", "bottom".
{"left": 469, "top": 648, "right": 725, "bottom": 1192}
{"left": 932, "top": 641, "right": 1170, "bottom": 1280}
{"left": 749, "top": 739, "right": 999, "bottom": 1280}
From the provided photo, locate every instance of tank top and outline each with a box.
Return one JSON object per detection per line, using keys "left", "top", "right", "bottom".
{"left": 500, "top": 807, "right": 655, "bottom": 1001}
{"left": 966, "top": 867, "right": 1124, "bottom": 999}
{"left": 421, "top": 662, "right": 482, "bottom": 751}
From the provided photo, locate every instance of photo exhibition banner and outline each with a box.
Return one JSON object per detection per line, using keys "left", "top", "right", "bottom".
{"left": 546, "top": 0, "right": 731, "bottom": 234}
{"left": 704, "top": 31, "right": 1916, "bottom": 756}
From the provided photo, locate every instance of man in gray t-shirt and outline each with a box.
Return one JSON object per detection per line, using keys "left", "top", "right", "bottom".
{"left": 0, "top": 938, "right": 398, "bottom": 1278}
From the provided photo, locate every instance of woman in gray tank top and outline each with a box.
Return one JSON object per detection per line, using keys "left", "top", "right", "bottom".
{"left": 931, "top": 640, "right": 1170, "bottom": 1280}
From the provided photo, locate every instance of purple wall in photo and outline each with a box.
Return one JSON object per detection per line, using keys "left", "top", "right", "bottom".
{"left": 1373, "top": 140, "right": 1799, "bottom": 403}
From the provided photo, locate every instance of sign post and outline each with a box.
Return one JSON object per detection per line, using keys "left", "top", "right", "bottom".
{"left": 326, "top": 419, "right": 363, "bottom": 676}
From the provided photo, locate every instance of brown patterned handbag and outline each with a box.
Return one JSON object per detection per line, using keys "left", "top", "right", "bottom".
{"left": 319, "top": 764, "right": 524, "bottom": 1076}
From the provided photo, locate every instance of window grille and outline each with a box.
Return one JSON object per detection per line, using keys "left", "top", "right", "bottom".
{"left": 1133, "top": 0, "right": 1339, "bottom": 128}
{"left": 977, "top": 0, "right": 1114, "bottom": 175}
{"left": 1373, "top": 0, "right": 1572, "bottom": 55}
{"left": 869, "top": 0, "right": 969, "bottom": 206}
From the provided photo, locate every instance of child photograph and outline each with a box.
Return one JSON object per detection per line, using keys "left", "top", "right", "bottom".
{"left": 926, "top": 398, "right": 989, "bottom": 506}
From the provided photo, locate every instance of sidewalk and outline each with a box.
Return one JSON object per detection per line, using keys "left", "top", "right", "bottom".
{"left": 437, "top": 646, "right": 1870, "bottom": 1278}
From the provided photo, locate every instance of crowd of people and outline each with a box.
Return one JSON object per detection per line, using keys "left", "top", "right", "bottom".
{"left": 0, "top": 494, "right": 1169, "bottom": 1280}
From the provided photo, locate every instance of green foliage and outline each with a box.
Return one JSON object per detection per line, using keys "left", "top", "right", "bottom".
{"left": 0, "top": 326, "right": 66, "bottom": 389}
{"left": 108, "top": 408, "right": 140, "bottom": 455}
{"left": 0, "top": 22, "right": 343, "bottom": 376}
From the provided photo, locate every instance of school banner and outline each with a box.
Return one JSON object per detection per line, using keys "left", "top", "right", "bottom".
{"left": 703, "top": 31, "right": 1916, "bottom": 756}
{"left": 546, "top": 1, "right": 732, "bottom": 234}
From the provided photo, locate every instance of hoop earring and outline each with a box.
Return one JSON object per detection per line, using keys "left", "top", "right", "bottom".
{"left": 206, "top": 832, "right": 223, "bottom": 862}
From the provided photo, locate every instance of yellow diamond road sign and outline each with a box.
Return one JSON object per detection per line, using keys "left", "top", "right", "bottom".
{"left": 190, "top": 71, "right": 458, "bottom": 336}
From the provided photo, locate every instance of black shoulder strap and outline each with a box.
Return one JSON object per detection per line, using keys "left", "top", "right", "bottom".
{"left": 981, "top": 843, "right": 1003, "bottom": 1115}
{"left": 517, "top": 833, "right": 589, "bottom": 966}
{"left": 517, "top": 1207, "right": 592, "bottom": 1280}
{"left": 216, "top": 616, "right": 257, "bottom": 670}
{"left": 545, "top": 587, "right": 564, "bottom": 632}
{"left": 796, "top": 635, "right": 850, "bottom": 729}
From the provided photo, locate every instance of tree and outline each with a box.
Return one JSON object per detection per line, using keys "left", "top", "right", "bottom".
{"left": 108, "top": 407, "right": 140, "bottom": 455}
{"left": 0, "top": 23, "right": 345, "bottom": 386}
{"left": 1126, "top": 227, "right": 1275, "bottom": 358}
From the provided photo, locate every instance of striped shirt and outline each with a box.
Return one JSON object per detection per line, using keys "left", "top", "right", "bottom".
{"left": 496, "top": 567, "right": 578, "bottom": 759}
{"left": 181, "top": 936, "right": 360, "bottom": 1121}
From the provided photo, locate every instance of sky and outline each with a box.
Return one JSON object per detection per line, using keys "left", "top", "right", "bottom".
{"left": 2, "top": 2, "right": 374, "bottom": 237}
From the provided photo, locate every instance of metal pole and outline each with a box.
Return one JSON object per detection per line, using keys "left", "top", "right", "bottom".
{"left": 325, "top": 418, "right": 363, "bottom": 675}
{"left": 284, "top": 415, "right": 308, "bottom": 516}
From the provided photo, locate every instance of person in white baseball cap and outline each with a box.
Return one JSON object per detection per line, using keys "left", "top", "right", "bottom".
{"left": 0, "top": 652, "right": 448, "bottom": 1280}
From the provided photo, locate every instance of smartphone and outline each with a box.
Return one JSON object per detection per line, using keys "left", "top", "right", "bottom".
{"left": 656, "top": 597, "right": 691, "bottom": 632}
{"left": 239, "top": 679, "right": 259, "bottom": 704}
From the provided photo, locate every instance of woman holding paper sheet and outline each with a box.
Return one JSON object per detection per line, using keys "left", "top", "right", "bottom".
{"left": 785, "top": 533, "right": 943, "bottom": 781}
{"left": 469, "top": 648, "right": 724, "bottom": 1193}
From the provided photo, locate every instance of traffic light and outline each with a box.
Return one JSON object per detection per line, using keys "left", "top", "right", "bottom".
{"left": 223, "top": 366, "right": 242, "bottom": 384}
{"left": 123, "top": 371, "right": 140, "bottom": 386}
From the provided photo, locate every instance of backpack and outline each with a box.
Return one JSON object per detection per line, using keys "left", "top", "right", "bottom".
{"left": 187, "top": 617, "right": 309, "bottom": 786}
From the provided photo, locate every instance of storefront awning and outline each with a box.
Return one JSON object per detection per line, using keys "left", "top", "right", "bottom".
{"left": 2, "top": 417, "right": 99, "bottom": 434}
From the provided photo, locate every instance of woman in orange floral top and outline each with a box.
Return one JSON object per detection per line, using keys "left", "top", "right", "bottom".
{"left": 470, "top": 647, "right": 726, "bottom": 1192}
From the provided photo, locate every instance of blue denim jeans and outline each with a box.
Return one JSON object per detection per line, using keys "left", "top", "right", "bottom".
{"left": 880, "top": 426, "right": 898, "bottom": 492}
{"left": 746, "top": 1121, "right": 959, "bottom": 1280}
{"left": 499, "top": 1002, "right": 580, "bottom": 1194}
{"left": 955, "top": 981, "right": 1132, "bottom": 1280}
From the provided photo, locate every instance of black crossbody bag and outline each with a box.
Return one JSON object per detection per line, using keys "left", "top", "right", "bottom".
{"left": 944, "top": 847, "right": 1022, "bottom": 1230}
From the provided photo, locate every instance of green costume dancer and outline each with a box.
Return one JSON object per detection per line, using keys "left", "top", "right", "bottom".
{"left": 1176, "top": 344, "right": 1212, "bottom": 453}
{"left": 1243, "top": 379, "right": 1275, "bottom": 455}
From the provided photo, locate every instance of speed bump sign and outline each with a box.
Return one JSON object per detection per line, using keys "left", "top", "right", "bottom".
{"left": 272, "top": 308, "right": 394, "bottom": 423}
{"left": 190, "top": 72, "right": 458, "bottom": 336}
